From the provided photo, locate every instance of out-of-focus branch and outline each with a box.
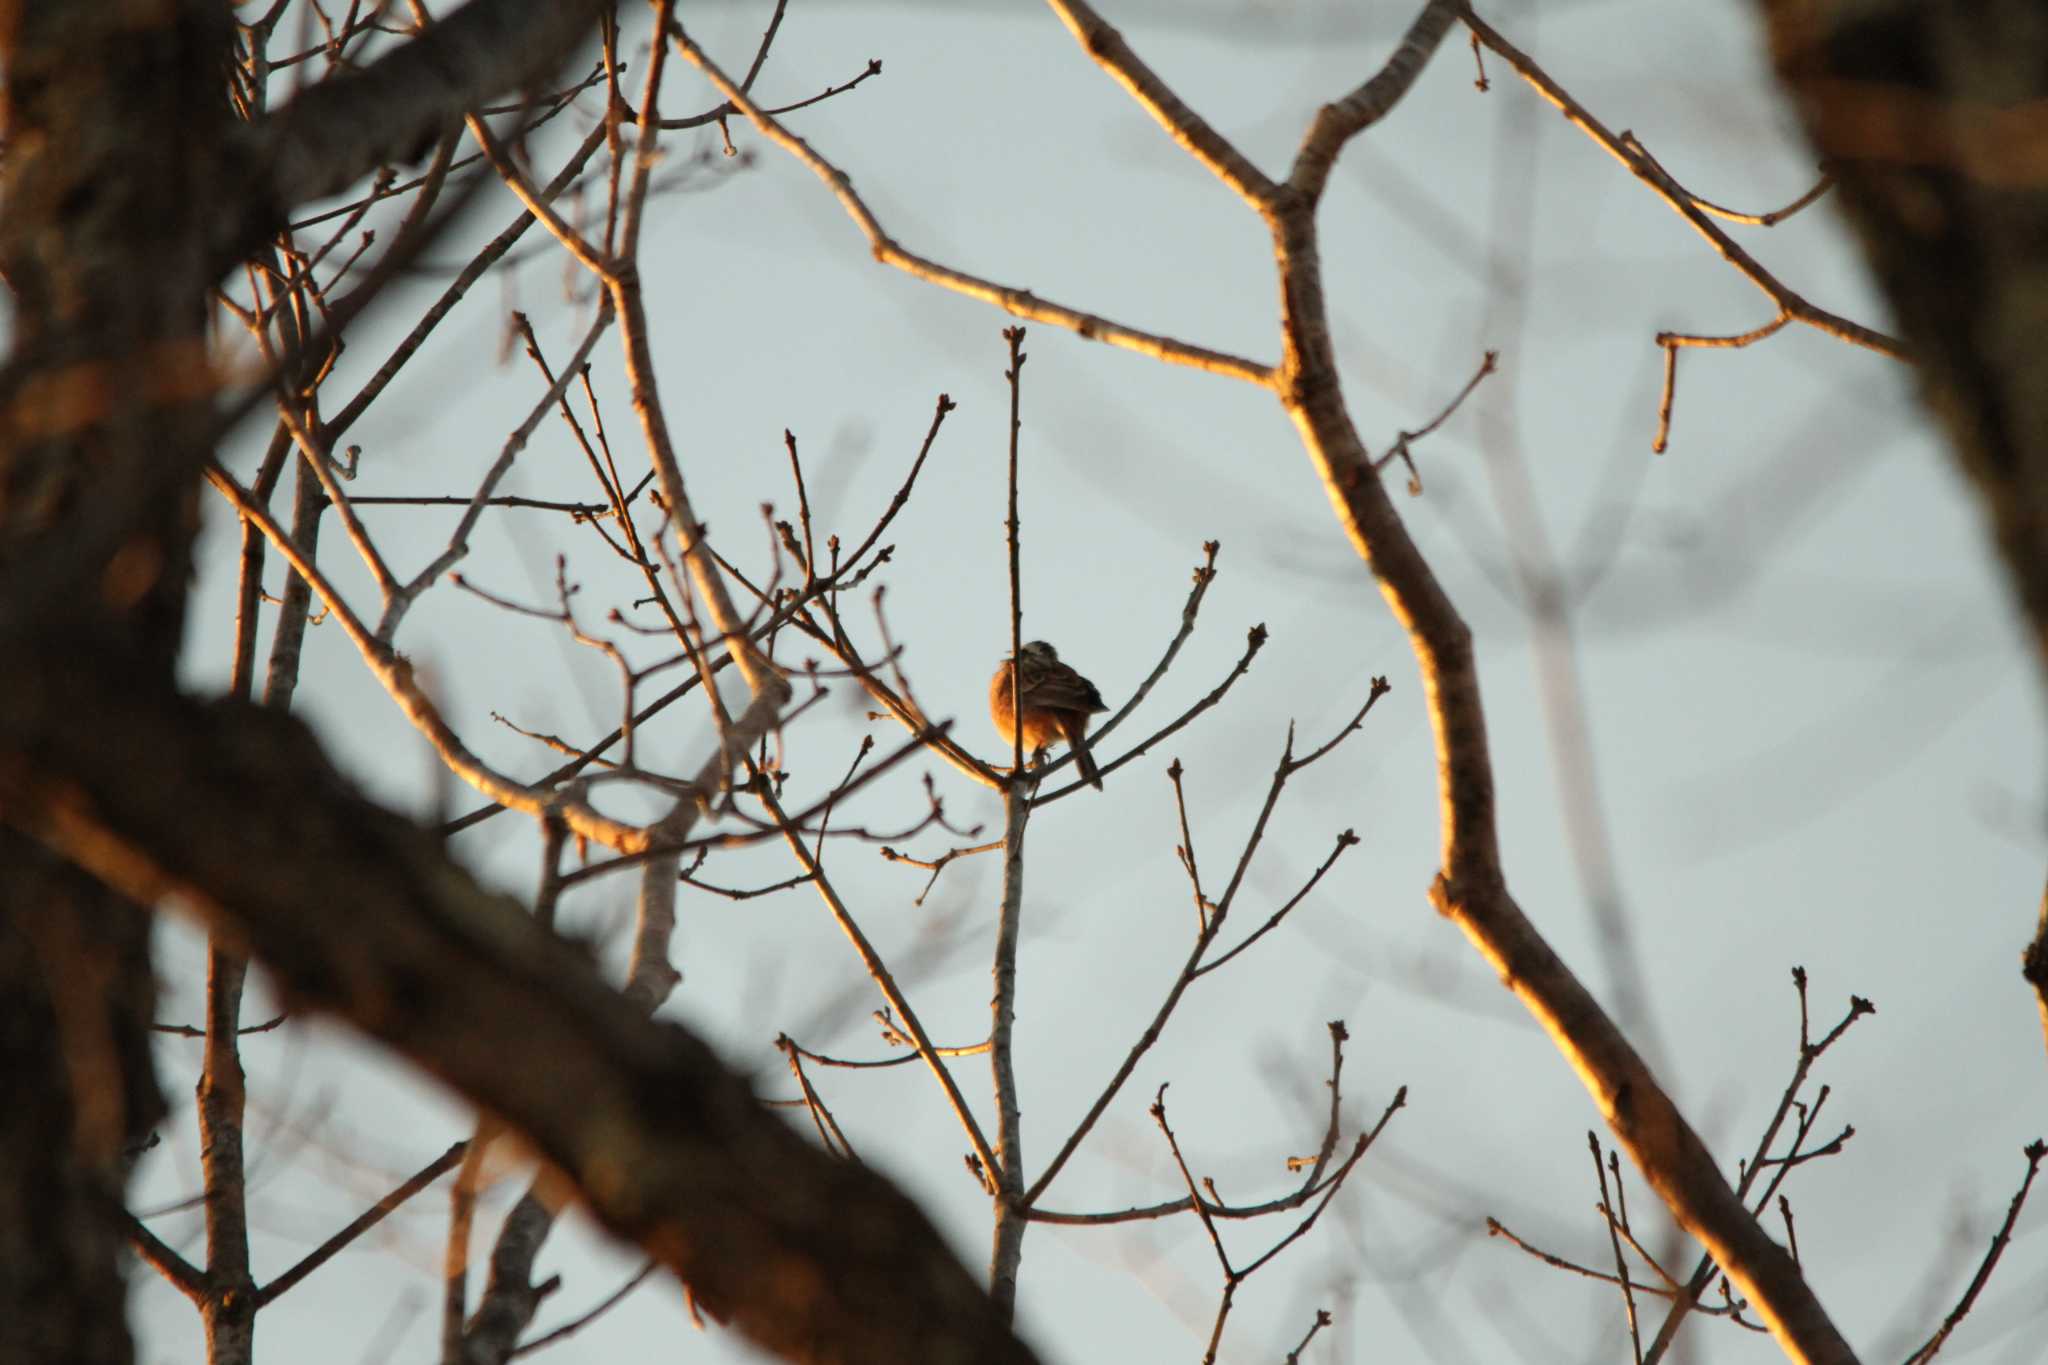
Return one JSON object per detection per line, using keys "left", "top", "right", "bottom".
{"left": 245, "top": 0, "right": 608, "bottom": 236}
{"left": 1750, "top": 0, "right": 2048, "bottom": 663}
{"left": 0, "top": 651, "right": 1039, "bottom": 1365}
{"left": 2025, "top": 878, "right": 2048, "bottom": 1068}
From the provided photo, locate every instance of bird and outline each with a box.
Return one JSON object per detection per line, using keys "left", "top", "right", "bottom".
{"left": 990, "top": 640, "right": 1109, "bottom": 789}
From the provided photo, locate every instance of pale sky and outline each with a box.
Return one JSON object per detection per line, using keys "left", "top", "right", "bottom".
{"left": 136, "top": 2, "right": 2045, "bottom": 1363}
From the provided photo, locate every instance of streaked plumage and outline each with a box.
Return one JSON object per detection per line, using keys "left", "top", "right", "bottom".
{"left": 989, "top": 640, "right": 1108, "bottom": 789}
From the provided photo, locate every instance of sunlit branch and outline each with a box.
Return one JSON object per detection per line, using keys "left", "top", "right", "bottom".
{"left": 667, "top": 25, "right": 1276, "bottom": 386}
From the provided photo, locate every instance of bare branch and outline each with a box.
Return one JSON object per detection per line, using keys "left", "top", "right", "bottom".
{"left": 510, "top": 1262, "right": 653, "bottom": 1358}
{"left": 1042, "top": 0, "right": 1277, "bottom": 207}
{"left": 1902, "top": 1140, "right": 2048, "bottom": 1365}
{"left": 1678, "top": 166, "right": 1835, "bottom": 228}
{"left": 666, "top": 24, "right": 1276, "bottom": 386}
{"left": 1462, "top": 9, "right": 1903, "bottom": 362}
{"left": 1288, "top": 0, "right": 1465, "bottom": 202}
{"left": 123, "top": 1210, "right": 207, "bottom": 1304}
{"left": 250, "top": 0, "right": 608, "bottom": 223}
{"left": 0, "top": 657, "right": 1041, "bottom": 1365}
{"left": 259, "top": 1141, "right": 469, "bottom": 1307}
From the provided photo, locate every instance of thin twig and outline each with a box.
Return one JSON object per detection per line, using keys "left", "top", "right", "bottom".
{"left": 1901, "top": 1140, "right": 2046, "bottom": 1365}
{"left": 757, "top": 783, "right": 1004, "bottom": 1184}
{"left": 667, "top": 25, "right": 1275, "bottom": 385}
{"left": 1651, "top": 314, "right": 1790, "bottom": 454}
{"left": 1640, "top": 970, "right": 1873, "bottom": 1362}
{"left": 258, "top": 1141, "right": 469, "bottom": 1306}
{"left": 1024, "top": 688, "right": 1383, "bottom": 1206}
{"left": 1373, "top": 349, "right": 1496, "bottom": 493}
{"left": 1683, "top": 168, "right": 1835, "bottom": 227}
{"left": 151, "top": 1012, "right": 288, "bottom": 1039}
{"left": 205, "top": 462, "right": 665, "bottom": 855}
{"left": 1592, "top": 1133, "right": 1645, "bottom": 1364}
{"left": 1031, "top": 623, "right": 1268, "bottom": 806}
{"left": 1285, "top": 1309, "right": 1334, "bottom": 1364}
{"left": 1464, "top": 11, "right": 1903, "bottom": 363}
{"left": 1029, "top": 1073, "right": 1401, "bottom": 1229}
{"left": 510, "top": 1262, "right": 658, "bottom": 1358}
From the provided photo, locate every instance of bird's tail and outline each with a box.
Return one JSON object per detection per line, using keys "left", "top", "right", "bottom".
{"left": 1065, "top": 719, "right": 1105, "bottom": 790}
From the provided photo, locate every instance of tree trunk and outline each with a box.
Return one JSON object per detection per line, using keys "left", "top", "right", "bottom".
{"left": 0, "top": 4, "right": 236, "bottom": 1359}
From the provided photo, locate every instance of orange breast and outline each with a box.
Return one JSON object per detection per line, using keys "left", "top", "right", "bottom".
{"left": 989, "top": 665, "right": 1067, "bottom": 749}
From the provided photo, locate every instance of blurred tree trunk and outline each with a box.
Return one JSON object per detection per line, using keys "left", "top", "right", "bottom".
{"left": 0, "top": 3, "right": 234, "bottom": 1359}
{"left": 0, "top": 862, "right": 162, "bottom": 1365}
{"left": 1755, "top": 0, "right": 2048, "bottom": 664}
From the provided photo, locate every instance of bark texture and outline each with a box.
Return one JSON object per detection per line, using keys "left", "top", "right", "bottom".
{"left": 0, "top": 860, "right": 161, "bottom": 1365}
{"left": 0, "top": 4, "right": 224, "bottom": 1357}
{"left": 0, "top": 652, "right": 1037, "bottom": 1365}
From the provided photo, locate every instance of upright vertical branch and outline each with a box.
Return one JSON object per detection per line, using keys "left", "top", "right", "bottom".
{"left": 442, "top": 1130, "right": 491, "bottom": 1364}
{"left": 988, "top": 782, "right": 1030, "bottom": 1319}
{"left": 609, "top": 0, "right": 781, "bottom": 708}
{"left": 195, "top": 425, "right": 289, "bottom": 1365}
{"left": 989, "top": 327, "right": 1032, "bottom": 1318}
{"left": 263, "top": 456, "right": 325, "bottom": 711}
{"left": 197, "top": 943, "right": 254, "bottom": 1365}
{"left": 1006, "top": 328, "right": 1028, "bottom": 777}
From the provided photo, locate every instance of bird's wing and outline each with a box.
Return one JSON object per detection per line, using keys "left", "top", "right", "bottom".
{"left": 1028, "top": 666, "right": 1108, "bottom": 713}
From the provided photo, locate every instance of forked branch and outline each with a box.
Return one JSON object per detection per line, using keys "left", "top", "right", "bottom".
{"left": 705, "top": 0, "right": 1868, "bottom": 1359}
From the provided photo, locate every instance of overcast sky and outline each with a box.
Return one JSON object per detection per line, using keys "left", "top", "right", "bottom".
{"left": 134, "top": 3, "right": 2045, "bottom": 1362}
